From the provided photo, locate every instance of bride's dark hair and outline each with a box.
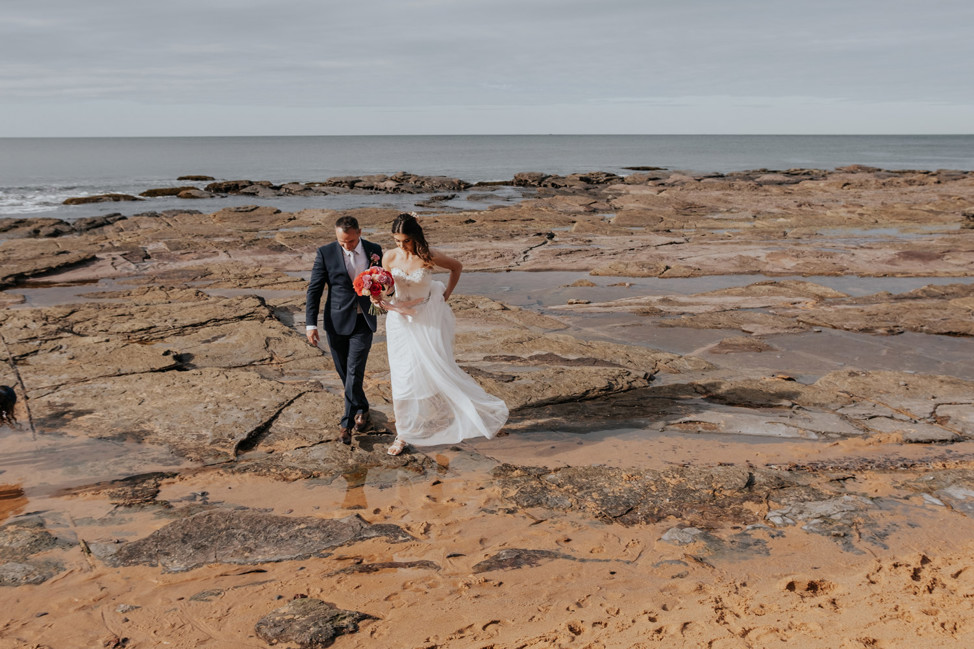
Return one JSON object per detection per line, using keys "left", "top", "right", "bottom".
{"left": 391, "top": 212, "right": 433, "bottom": 264}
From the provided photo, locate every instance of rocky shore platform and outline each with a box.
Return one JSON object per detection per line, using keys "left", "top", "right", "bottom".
{"left": 1, "top": 165, "right": 973, "bottom": 648}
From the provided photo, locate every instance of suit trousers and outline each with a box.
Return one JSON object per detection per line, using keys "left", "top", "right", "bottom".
{"left": 326, "top": 313, "right": 373, "bottom": 429}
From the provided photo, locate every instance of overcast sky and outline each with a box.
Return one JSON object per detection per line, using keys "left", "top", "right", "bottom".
{"left": 1, "top": 0, "right": 971, "bottom": 136}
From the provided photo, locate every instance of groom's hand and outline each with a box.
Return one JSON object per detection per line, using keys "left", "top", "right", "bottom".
{"left": 306, "top": 329, "right": 320, "bottom": 346}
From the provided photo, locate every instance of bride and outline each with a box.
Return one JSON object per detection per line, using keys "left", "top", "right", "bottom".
{"left": 377, "top": 213, "right": 508, "bottom": 456}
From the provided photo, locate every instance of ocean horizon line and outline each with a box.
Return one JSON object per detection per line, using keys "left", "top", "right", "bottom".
{"left": 3, "top": 133, "right": 973, "bottom": 140}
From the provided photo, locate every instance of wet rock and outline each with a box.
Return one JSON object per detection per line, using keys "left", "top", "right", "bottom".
{"left": 660, "top": 311, "right": 809, "bottom": 335}
{"left": 936, "top": 404, "right": 974, "bottom": 436}
{"left": 493, "top": 464, "right": 815, "bottom": 527}
{"left": 709, "top": 337, "right": 774, "bottom": 354}
{"left": 328, "top": 560, "right": 440, "bottom": 576}
{"left": 472, "top": 548, "right": 574, "bottom": 573}
{"left": 0, "top": 238, "right": 98, "bottom": 288}
{"left": 660, "top": 526, "right": 770, "bottom": 558}
{"left": 861, "top": 417, "right": 960, "bottom": 443}
{"left": 72, "top": 214, "right": 127, "bottom": 233}
{"left": 108, "top": 510, "right": 411, "bottom": 572}
{"left": 903, "top": 470, "right": 974, "bottom": 516}
{"left": 177, "top": 175, "right": 215, "bottom": 181}
{"left": 513, "top": 172, "right": 550, "bottom": 187}
{"left": 589, "top": 261, "right": 672, "bottom": 277}
{"left": 30, "top": 368, "right": 306, "bottom": 461}
{"left": 0, "top": 517, "right": 63, "bottom": 560}
{"left": 415, "top": 194, "right": 457, "bottom": 208}
{"left": 62, "top": 472, "right": 177, "bottom": 507}
{"left": 815, "top": 370, "right": 974, "bottom": 420}
{"left": 63, "top": 193, "right": 142, "bottom": 205}
{"left": 139, "top": 187, "right": 198, "bottom": 197}
{"left": 766, "top": 495, "right": 889, "bottom": 552}
{"left": 177, "top": 189, "right": 213, "bottom": 199}
{"left": 660, "top": 527, "right": 707, "bottom": 545}
{"left": 255, "top": 598, "right": 375, "bottom": 649}
{"left": 204, "top": 180, "right": 255, "bottom": 193}
{"left": 0, "top": 560, "right": 64, "bottom": 586}
{"left": 210, "top": 205, "right": 288, "bottom": 230}
{"left": 0, "top": 517, "right": 68, "bottom": 586}
{"left": 780, "top": 285, "right": 974, "bottom": 337}
{"left": 668, "top": 405, "right": 860, "bottom": 439}
{"left": 230, "top": 433, "right": 437, "bottom": 483}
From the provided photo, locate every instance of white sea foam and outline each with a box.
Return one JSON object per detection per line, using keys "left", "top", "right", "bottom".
{"left": 0, "top": 187, "right": 89, "bottom": 215}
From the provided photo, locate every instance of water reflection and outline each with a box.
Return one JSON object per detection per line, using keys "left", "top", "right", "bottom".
{"left": 340, "top": 468, "right": 369, "bottom": 510}
{"left": 0, "top": 484, "right": 27, "bottom": 523}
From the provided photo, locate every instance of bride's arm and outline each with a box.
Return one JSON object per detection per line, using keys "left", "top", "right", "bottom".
{"left": 430, "top": 249, "right": 462, "bottom": 300}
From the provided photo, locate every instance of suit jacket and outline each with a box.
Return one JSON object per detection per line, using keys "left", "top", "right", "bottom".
{"left": 305, "top": 239, "right": 383, "bottom": 335}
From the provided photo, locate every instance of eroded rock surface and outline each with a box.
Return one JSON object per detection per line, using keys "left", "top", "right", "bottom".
{"left": 108, "top": 510, "right": 412, "bottom": 572}
{"left": 255, "top": 598, "right": 375, "bottom": 649}
{"left": 0, "top": 516, "right": 68, "bottom": 586}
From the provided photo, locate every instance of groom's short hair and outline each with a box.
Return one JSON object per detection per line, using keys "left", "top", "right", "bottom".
{"left": 335, "top": 216, "right": 360, "bottom": 232}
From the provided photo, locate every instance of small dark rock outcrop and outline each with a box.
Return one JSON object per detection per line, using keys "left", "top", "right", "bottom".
{"left": 0, "top": 516, "right": 68, "bottom": 586}
{"left": 63, "top": 193, "right": 143, "bottom": 205}
{"left": 513, "top": 172, "right": 550, "bottom": 186}
{"left": 204, "top": 180, "right": 255, "bottom": 193}
{"left": 255, "top": 598, "right": 375, "bottom": 649}
{"left": 107, "top": 510, "right": 412, "bottom": 572}
{"left": 139, "top": 186, "right": 199, "bottom": 197}
{"left": 177, "top": 175, "right": 215, "bottom": 181}
{"left": 472, "top": 548, "right": 573, "bottom": 573}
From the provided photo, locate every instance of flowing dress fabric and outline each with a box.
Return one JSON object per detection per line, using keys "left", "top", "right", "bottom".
{"left": 386, "top": 267, "right": 508, "bottom": 445}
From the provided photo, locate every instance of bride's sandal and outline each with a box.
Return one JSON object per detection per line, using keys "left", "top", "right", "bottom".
{"left": 387, "top": 438, "right": 407, "bottom": 456}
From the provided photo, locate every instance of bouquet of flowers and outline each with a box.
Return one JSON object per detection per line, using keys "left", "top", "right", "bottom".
{"left": 353, "top": 267, "right": 395, "bottom": 315}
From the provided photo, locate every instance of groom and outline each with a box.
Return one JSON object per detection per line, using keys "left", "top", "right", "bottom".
{"left": 306, "top": 216, "right": 383, "bottom": 444}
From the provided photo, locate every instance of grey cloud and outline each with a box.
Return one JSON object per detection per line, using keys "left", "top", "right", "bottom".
{"left": 0, "top": 0, "right": 971, "bottom": 133}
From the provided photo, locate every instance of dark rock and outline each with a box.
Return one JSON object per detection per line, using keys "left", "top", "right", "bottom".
{"left": 0, "top": 517, "right": 63, "bottom": 561}
{"left": 177, "top": 189, "right": 213, "bottom": 199}
{"left": 177, "top": 175, "right": 215, "bottom": 181}
{"left": 255, "top": 598, "right": 374, "bottom": 649}
{"left": 327, "top": 560, "right": 440, "bottom": 576}
{"left": 571, "top": 171, "right": 622, "bottom": 185}
{"left": 62, "top": 193, "right": 142, "bottom": 205}
{"left": 139, "top": 187, "right": 198, "bottom": 198}
{"left": 472, "top": 549, "right": 572, "bottom": 573}
{"left": 709, "top": 337, "right": 775, "bottom": 354}
{"left": 493, "top": 463, "right": 817, "bottom": 527}
{"left": 415, "top": 194, "right": 457, "bottom": 207}
{"left": 64, "top": 471, "right": 177, "bottom": 507}
{"left": 0, "top": 516, "right": 68, "bottom": 586}
{"left": 0, "top": 559, "right": 64, "bottom": 586}
{"left": 72, "top": 214, "right": 127, "bottom": 233}
{"left": 766, "top": 495, "right": 888, "bottom": 552}
{"left": 835, "top": 165, "right": 883, "bottom": 173}
{"left": 513, "top": 172, "right": 550, "bottom": 187}
{"left": 204, "top": 180, "right": 255, "bottom": 193}
{"left": 107, "top": 510, "right": 412, "bottom": 572}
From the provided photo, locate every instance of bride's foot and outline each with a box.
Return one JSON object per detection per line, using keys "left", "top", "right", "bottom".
{"left": 387, "top": 437, "right": 407, "bottom": 456}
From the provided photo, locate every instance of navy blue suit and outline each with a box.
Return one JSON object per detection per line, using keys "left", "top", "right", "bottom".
{"left": 306, "top": 239, "right": 383, "bottom": 429}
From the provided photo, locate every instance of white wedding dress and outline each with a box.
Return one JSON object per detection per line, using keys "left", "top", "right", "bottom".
{"left": 385, "top": 267, "right": 508, "bottom": 445}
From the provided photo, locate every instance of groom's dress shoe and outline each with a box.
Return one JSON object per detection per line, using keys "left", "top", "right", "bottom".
{"left": 354, "top": 412, "right": 370, "bottom": 432}
{"left": 339, "top": 427, "right": 352, "bottom": 445}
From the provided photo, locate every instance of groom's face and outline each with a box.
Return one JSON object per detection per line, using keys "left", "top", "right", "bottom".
{"left": 335, "top": 227, "right": 361, "bottom": 252}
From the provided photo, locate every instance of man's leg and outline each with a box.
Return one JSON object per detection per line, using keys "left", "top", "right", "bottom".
{"left": 326, "top": 330, "right": 353, "bottom": 429}
{"left": 345, "top": 314, "right": 374, "bottom": 423}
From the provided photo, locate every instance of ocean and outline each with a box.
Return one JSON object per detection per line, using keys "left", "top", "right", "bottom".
{"left": 1, "top": 134, "right": 972, "bottom": 220}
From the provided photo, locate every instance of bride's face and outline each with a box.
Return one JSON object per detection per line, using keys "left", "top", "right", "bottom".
{"left": 393, "top": 233, "right": 415, "bottom": 254}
